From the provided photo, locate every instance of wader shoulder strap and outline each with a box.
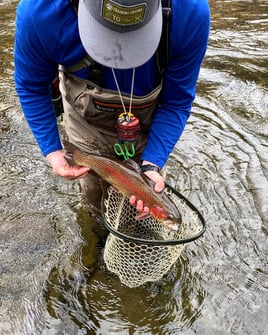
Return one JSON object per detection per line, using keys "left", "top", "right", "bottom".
{"left": 69, "top": 0, "right": 79, "bottom": 14}
{"left": 68, "top": 0, "right": 172, "bottom": 74}
{"left": 157, "top": 0, "right": 172, "bottom": 74}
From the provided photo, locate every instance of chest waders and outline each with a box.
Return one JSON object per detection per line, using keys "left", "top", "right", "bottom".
{"left": 60, "top": 70, "right": 162, "bottom": 155}
{"left": 59, "top": 66, "right": 162, "bottom": 215}
{"left": 59, "top": 0, "right": 171, "bottom": 216}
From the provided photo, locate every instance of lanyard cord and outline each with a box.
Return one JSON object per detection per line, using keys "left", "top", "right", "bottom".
{"left": 112, "top": 68, "right": 135, "bottom": 121}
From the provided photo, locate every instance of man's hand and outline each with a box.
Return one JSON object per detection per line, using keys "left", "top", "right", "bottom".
{"left": 129, "top": 161, "right": 165, "bottom": 215}
{"left": 46, "top": 150, "right": 90, "bottom": 180}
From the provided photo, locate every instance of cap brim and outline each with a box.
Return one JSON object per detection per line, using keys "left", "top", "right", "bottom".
{"left": 78, "top": 2, "right": 162, "bottom": 69}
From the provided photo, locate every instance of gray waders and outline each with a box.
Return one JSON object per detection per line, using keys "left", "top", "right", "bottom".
{"left": 59, "top": 70, "right": 162, "bottom": 216}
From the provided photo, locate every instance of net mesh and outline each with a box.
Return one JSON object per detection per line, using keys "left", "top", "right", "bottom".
{"left": 102, "top": 185, "right": 205, "bottom": 287}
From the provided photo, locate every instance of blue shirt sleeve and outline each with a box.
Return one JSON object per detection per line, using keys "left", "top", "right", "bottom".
{"left": 141, "top": 0, "right": 210, "bottom": 168}
{"left": 14, "top": 0, "right": 85, "bottom": 156}
{"left": 15, "top": 2, "right": 58, "bottom": 156}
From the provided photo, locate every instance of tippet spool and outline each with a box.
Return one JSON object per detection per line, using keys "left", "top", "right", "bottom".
{"left": 115, "top": 114, "right": 141, "bottom": 142}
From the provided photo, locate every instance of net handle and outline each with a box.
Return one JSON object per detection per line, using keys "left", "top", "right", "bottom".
{"left": 101, "top": 183, "right": 206, "bottom": 246}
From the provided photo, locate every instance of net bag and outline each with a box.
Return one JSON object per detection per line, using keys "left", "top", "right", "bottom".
{"left": 102, "top": 184, "right": 205, "bottom": 288}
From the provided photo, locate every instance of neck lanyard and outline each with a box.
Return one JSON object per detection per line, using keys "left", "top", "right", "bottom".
{"left": 111, "top": 68, "right": 135, "bottom": 121}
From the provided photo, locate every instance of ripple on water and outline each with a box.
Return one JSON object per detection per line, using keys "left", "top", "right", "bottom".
{"left": 1, "top": 1, "right": 268, "bottom": 334}
{"left": 166, "top": 75, "right": 268, "bottom": 333}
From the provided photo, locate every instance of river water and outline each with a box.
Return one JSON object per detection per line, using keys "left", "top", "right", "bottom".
{"left": 0, "top": 1, "right": 267, "bottom": 334}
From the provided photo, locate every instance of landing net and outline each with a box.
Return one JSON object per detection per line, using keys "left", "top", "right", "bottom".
{"left": 102, "top": 184, "right": 205, "bottom": 287}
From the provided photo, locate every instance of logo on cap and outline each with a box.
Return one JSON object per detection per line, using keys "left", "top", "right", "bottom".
{"left": 102, "top": 0, "right": 147, "bottom": 26}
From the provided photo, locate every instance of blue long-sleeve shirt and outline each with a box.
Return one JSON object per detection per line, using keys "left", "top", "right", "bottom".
{"left": 14, "top": 0, "right": 210, "bottom": 168}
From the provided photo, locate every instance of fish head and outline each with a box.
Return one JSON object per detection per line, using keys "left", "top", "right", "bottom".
{"left": 150, "top": 206, "right": 181, "bottom": 231}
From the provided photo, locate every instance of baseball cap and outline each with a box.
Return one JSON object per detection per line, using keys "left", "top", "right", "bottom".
{"left": 78, "top": 0, "right": 163, "bottom": 69}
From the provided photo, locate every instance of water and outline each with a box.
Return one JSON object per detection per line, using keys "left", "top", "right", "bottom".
{"left": 0, "top": 1, "right": 267, "bottom": 334}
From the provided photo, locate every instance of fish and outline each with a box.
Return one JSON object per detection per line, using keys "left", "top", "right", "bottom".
{"left": 63, "top": 140, "right": 181, "bottom": 231}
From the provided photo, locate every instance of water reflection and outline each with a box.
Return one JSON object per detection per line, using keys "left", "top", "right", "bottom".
{"left": 43, "top": 255, "right": 203, "bottom": 334}
{"left": 0, "top": 0, "right": 267, "bottom": 334}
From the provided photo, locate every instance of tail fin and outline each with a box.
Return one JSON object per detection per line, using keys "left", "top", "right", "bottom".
{"left": 63, "top": 140, "right": 78, "bottom": 154}
{"left": 63, "top": 140, "right": 79, "bottom": 165}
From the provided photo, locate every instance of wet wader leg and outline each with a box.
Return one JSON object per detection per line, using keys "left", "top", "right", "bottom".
{"left": 80, "top": 173, "right": 103, "bottom": 216}
{"left": 63, "top": 100, "right": 113, "bottom": 216}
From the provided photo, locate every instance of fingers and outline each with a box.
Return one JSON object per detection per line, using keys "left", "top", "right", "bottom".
{"left": 60, "top": 164, "right": 90, "bottom": 180}
{"left": 143, "top": 171, "right": 165, "bottom": 193}
{"left": 129, "top": 195, "right": 136, "bottom": 206}
{"left": 130, "top": 196, "right": 150, "bottom": 215}
{"left": 141, "top": 160, "right": 165, "bottom": 193}
{"left": 129, "top": 167, "right": 165, "bottom": 214}
{"left": 46, "top": 150, "right": 90, "bottom": 180}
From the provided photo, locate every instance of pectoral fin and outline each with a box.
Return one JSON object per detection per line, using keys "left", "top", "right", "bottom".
{"left": 135, "top": 211, "right": 151, "bottom": 220}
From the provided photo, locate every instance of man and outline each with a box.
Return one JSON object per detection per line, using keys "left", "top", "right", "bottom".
{"left": 14, "top": 0, "right": 210, "bottom": 216}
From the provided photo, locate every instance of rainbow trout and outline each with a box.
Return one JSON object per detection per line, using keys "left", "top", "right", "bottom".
{"left": 64, "top": 141, "right": 181, "bottom": 231}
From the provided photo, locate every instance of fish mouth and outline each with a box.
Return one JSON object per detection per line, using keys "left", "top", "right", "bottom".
{"left": 160, "top": 219, "right": 180, "bottom": 231}
{"left": 64, "top": 152, "right": 73, "bottom": 159}
{"left": 162, "top": 212, "right": 182, "bottom": 231}
{"left": 64, "top": 152, "right": 75, "bottom": 165}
